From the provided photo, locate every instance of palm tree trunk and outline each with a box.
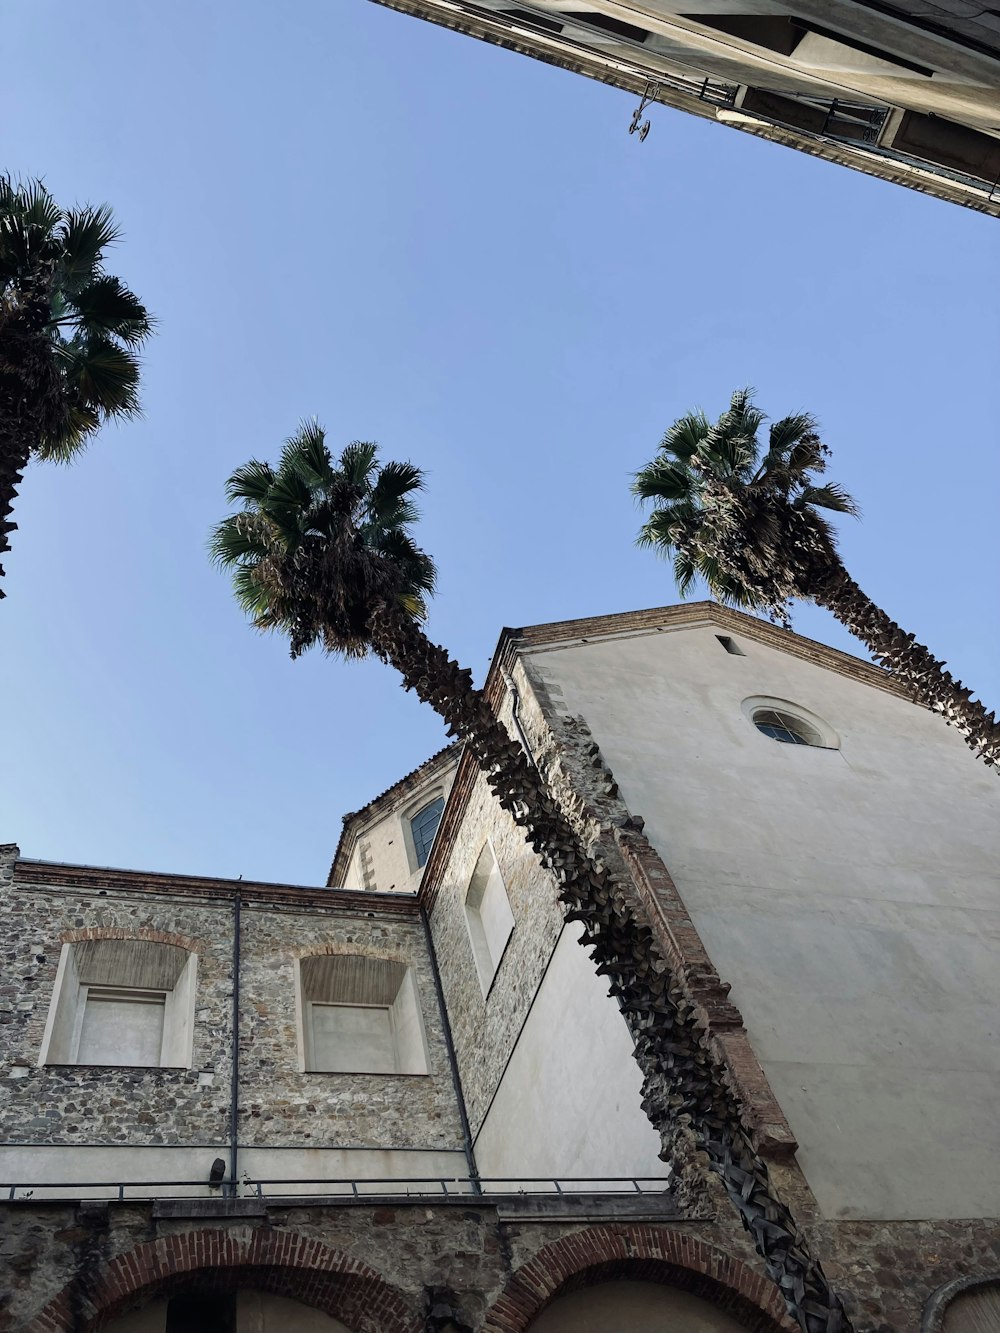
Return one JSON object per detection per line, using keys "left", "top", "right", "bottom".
{"left": 805, "top": 561, "right": 1000, "bottom": 770}
{"left": 0, "top": 433, "right": 28, "bottom": 597}
{"left": 0, "top": 268, "right": 60, "bottom": 599}
{"left": 369, "top": 600, "right": 854, "bottom": 1333}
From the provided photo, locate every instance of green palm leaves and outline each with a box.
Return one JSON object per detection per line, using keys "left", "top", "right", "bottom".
{"left": 632, "top": 388, "right": 857, "bottom": 622}
{"left": 211, "top": 421, "right": 436, "bottom": 659}
{"left": 0, "top": 177, "right": 152, "bottom": 459}
{"left": 0, "top": 177, "right": 153, "bottom": 595}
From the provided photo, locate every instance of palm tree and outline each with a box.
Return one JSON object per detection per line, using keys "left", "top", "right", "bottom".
{"left": 633, "top": 388, "right": 999, "bottom": 770}
{"left": 212, "top": 422, "right": 854, "bottom": 1333}
{"left": 0, "top": 177, "right": 153, "bottom": 596}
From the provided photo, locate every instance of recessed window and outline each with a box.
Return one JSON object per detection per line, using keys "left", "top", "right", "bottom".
{"left": 753, "top": 707, "right": 823, "bottom": 746}
{"left": 465, "top": 843, "right": 515, "bottom": 996}
{"left": 410, "top": 796, "right": 445, "bottom": 868}
{"left": 939, "top": 1278, "right": 1000, "bottom": 1330}
{"left": 39, "top": 939, "right": 197, "bottom": 1069}
{"left": 78, "top": 988, "right": 166, "bottom": 1066}
{"left": 299, "top": 954, "right": 429, "bottom": 1075}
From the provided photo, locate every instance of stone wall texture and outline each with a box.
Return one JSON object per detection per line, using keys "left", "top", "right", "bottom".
{"left": 424, "top": 694, "right": 566, "bottom": 1138}
{"left": 0, "top": 1196, "right": 794, "bottom": 1333}
{"left": 0, "top": 857, "right": 465, "bottom": 1157}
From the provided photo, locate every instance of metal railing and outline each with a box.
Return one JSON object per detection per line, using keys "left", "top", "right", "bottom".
{"left": 2, "top": 1175, "right": 670, "bottom": 1203}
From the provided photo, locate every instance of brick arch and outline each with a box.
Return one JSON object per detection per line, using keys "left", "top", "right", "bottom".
{"left": 482, "top": 1225, "right": 793, "bottom": 1333}
{"left": 59, "top": 925, "right": 204, "bottom": 954}
{"left": 295, "top": 942, "right": 409, "bottom": 965}
{"left": 27, "top": 1227, "right": 422, "bottom": 1333}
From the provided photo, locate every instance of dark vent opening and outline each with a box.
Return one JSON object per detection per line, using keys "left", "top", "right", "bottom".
{"left": 166, "top": 1294, "right": 237, "bottom": 1333}
{"left": 499, "top": 8, "right": 564, "bottom": 34}
{"left": 716, "top": 635, "right": 745, "bottom": 656}
{"left": 686, "top": 12, "right": 933, "bottom": 74}
{"left": 564, "top": 11, "right": 651, "bottom": 42}
{"left": 684, "top": 14, "right": 803, "bottom": 57}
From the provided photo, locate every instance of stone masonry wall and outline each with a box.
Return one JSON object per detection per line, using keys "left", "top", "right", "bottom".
{"left": 0, "top": 854, "right": 465, "bottom": 1160}
{"left": 0, "top": 1193, "right": 795, "bottom": 1333}
{"left": 238, "top": 900, "right": 462, "bottom": 1150}
{"left": 423, "top": 698, "right": 566, "bottom": 1138}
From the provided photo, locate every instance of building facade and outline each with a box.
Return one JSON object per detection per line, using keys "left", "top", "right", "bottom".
{"left": 1, "top": 602, "right": 998, "bottom": 1331}
{"left": 369, "top": 0, "right": 1000, "bottom": 217}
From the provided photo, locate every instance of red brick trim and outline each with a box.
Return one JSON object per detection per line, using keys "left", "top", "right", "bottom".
{"left": 27, "top": 1227, "right": 421, "bottom": 1333}
{"left": 482, "top": 1225, "right": 793, "bottom": 1333}
{"left": 59, "top": 925, "right": 204, "bottom": 954}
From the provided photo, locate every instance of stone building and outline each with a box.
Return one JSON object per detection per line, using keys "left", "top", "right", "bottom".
{"left": 1, "top": 601, "right": 999, "bottom": 1331}
{"left": 369, "top": 0, "right": 1000, "bottom": 218}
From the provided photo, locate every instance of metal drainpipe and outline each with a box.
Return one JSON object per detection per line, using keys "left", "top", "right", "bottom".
{"left": 420, "top": 904, "right": 480, "bottom": 1194}
{"left": 229, "top": 888, "right": 242, "bottom": 1196}
{"left": 501, "top": 667, "right": 537, "bottom": 768}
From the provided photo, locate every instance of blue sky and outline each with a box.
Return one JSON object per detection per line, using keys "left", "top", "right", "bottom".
{"left": 1, "top": 1, "right": 997, "bottom": 885}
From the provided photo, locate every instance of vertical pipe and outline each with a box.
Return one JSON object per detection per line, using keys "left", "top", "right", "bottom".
{"left": 229, "top": 889, "right": 242, "bottom": 1195}
{"left": 420, "top": 904, "right": 480, "bottom": 1193}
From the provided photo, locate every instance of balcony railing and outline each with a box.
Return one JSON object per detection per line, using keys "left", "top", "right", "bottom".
{"left": 2, "top": 1175, "right": 671, "bottom": 1203}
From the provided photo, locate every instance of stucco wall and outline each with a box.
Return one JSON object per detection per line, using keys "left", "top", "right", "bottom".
{"left": 527, "top": 1280, "right": 745, "bottom": 1332}
{"left": 473, "top": 921, "right": 665, "bottom": 1186}
{"left": 521, "top": 616, "right": 1000, "bottom": 1221}
{"left": 426, "top": 721, "right": 666, "bottom": 1185}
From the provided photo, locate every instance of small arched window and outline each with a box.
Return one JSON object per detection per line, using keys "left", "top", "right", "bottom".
{"left": 752, "top": 707, "right": 823, "bottom": 746}
{"left": 410, "top": 796, "right": 445, "bottom": 868}
{"left": 742, "top": 696, "right": 838, "bottom": 750}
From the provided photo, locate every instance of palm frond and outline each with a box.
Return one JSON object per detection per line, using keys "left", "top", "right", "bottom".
{"left": 60, "top": 204, "right": 120, "bottom": 282}
{"left": 67, "top": 275, "right": 152, "bottom": 347}
{"left": 767, "top": 412, "right": 817, "bottom": 457}
{"left": 338, "top": 441, "right": 379, "bottom": 490}
{"left": 281, "top": 419, "right": 334, "bottom": 490}
{"left": 658, "top": 410, "right": 709, "bottom": 461}
{"left": 209, "top": 514, "right": 270, "bottom": 568}
{"left": 225, "top": 459, "right": 276, "bottom": 506}
{"left": 673, "top": 551, "right": 697, "bottom": 597}
{"left": 631, "top": 457, "right": 695, "bottom": 504}
{"left": 61, "top": 338, "right": 141, "bottom": 419}
{"left": 797, "top": 482, "right": 859, "bottom": 516}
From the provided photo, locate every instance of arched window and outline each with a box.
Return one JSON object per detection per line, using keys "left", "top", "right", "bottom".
{"left": 924, "top": 1276, "right": 1000, "bottom": 1332}
{"left": 465, "top": 842, "right": 515, "bottom": 996}
{"left": 103, "top": 1290, "right": 352, "bottom": 1331}
{"left": 39, "top": 939, "right": 197, "bottom": 1069}
{"left": 742, "top": 696, "right": 838, "bottom": 750}
{"left": 298, "top": 954, "right": 429, "bottom": 1075}
{"left": 410, "top": 795, "right": 445, "bottom": 868}
{"left": 752, "top": 707, "right": 823, "bottom": 746}
{"left": 526, "top": 1280, "right": 746, "bottom": 1331}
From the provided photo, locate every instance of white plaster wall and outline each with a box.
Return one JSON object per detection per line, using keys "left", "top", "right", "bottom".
{"left": 473, "top": 921, "right": 666, "bottom": 1187}
{"left": 527, "top": 1280, "right": 746, "bottom": 1332}
{"left": 526, "top": 618, "right": 1000, "bottom": 1221}
{"left": 0, "top": 1145, "right": 469, "bottom": 1199}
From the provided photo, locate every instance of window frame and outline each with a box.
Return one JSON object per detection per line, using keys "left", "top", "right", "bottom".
{"left": 296, "top": 954, "right": 431, "bottom": 1076}
{"left": 38, "top": 940, "right": 198, "bottom": 1070}
{"left": 401, "top": 788, "right": 447, "bottom": 874}
{"left": 741, "top": 695, "right": 839, "bottom": 751}
{"left": 464, "top": 838, "right": 516, "bottom": 998}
